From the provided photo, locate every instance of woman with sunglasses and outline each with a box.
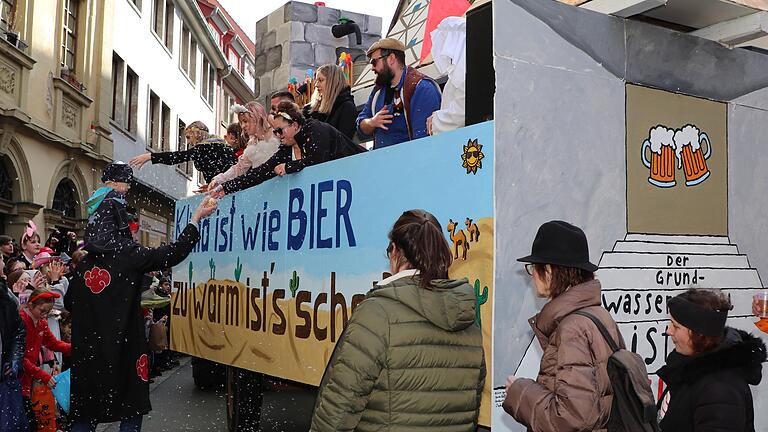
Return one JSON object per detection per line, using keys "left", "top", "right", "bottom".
{"left": 502, "top": 220, "right": 623, "bottom": 431}
{"left": 310, "top": 210, "right": 485, "bottom": 432}
{"left": 210, "top": 101, "right": 365, "bottom": 196}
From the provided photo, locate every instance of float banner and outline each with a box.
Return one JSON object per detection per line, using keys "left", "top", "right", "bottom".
{"left": 171, "top": 122, "right": 494, "bottom": 425}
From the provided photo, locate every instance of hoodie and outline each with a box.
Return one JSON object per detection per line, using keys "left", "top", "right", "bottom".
{"left": 310, "top": 271, "right": 485, "bottom": 432}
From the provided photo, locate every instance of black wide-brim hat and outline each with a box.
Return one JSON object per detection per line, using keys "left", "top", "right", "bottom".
{"left": 517, "top": 220, "right": 598, "bottom": 272}
{"left": 102, "top": 161, "right": 133, "bottom": 183}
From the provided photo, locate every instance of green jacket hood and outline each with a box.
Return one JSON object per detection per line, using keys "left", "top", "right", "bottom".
{"left": 370, "top": 276, "right": 477, "bottom": 332}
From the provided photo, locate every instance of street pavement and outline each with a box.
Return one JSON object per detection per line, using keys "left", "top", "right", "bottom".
{"left": 96, "top": 357, "right": 315, "bottom": 431}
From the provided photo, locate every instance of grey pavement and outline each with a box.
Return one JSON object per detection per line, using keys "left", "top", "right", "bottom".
{"left": 95, "top": 357, "right": 315, "bottom": 432}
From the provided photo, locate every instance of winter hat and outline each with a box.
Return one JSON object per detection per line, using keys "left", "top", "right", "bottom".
{"left": 102, "top": 161, "right": 133, "bottom": 183}
{"left": 517, "top": 220, "right": 598, "bottom": 272}
{"left": 32, "top": 252, "right": 60, "bottom": 269}
{"left": 668, "top": 294, "right": 729, "bottom": 337}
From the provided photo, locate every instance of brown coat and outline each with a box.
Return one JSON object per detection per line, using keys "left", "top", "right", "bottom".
{"left": 503, "top": 279, "right": 624, "bottom": 432}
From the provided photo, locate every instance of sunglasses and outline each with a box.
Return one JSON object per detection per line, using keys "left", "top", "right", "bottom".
{"left": 370, "top": 54, "right": 388, "bottom": 67}
{"left": 386, "top": 243, "right": 394, "bottom": 258}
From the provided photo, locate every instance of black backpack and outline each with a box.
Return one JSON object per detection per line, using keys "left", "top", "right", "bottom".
{"left": 574, "top": 311, "right": 660, "bottom": 432}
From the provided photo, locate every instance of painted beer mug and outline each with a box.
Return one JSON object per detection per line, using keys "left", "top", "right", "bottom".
{"left": 674, "top": 125, "right": 711, "bottom": 187}
{"left": 642, "top": 126, "right": 676, "bottom": 188}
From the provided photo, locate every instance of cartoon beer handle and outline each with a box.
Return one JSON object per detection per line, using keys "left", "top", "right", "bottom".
{"left": 641, "top": 139, "right": 653, "bottom": 168}
{"left": 699, "top": 132, "right": 712, "bottom": 160}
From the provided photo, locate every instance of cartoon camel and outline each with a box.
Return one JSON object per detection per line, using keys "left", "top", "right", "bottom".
{"left": 465, "top": 218, "right": 480, "bottom": 242}
{"left": 447, "top": 219, "right": 469, "bottom": 260}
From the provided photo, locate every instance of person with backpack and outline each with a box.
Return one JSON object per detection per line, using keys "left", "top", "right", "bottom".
{"left": 657, "top": 289, "right": 766, "bottom": 432}
{"left": 502, "top": 220, "right": 624, "bottom": 431}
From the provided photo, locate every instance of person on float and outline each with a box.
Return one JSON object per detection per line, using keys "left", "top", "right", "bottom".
{"left": 204, "top": 101, "right": 280, "bottom": 193}
{"left": 128, "top": 121, "right": 236, "bottom": 184}
{"left": 209, "top": 100, "right": 365, "bottom": 197}
{"left": 304, "top": 64, "right": 358, "bottom": 139}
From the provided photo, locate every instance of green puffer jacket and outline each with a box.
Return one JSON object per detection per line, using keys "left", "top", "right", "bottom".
{"left": 310, "top": 273, "right": 486, "bottom": 432}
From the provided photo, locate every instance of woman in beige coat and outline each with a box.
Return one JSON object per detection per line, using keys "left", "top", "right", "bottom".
{"left": 503, "top": 220, "right": 624, "bottom": 432}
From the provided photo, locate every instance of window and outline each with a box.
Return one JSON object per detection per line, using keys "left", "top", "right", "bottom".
{"left": 228, "top": 49, "right": 240, "bottom": 72}
{"left": 180, "top": 24, "right": 197, "bottom": 83}
{"left": 52, "top": 179, "right": 79, "bottom": 218}
{"left": 125, "top": 68, "right": 138, "bottom": 133}
{"left": 0, "top": 0, "right": 14, "bottom": 31}
{"left": 148, "top": 91, "right": 160, "bottom": 150}
{"left": 177, "top": 119, "right": 192, "bottom": 177}
{"left": 221, "top": 91, "right": 234, "bottom": 127}
{"left": 0, "top": 157, "right": 13, "bottom": 201}
{"left": 161, "top": 102, "right": 170, "bottom": 151}
{"left": 201, "top": 58, "right": 215, "bottom": 106}
{"left": 209, "top": 24, "right": 221, "bottom": 47}
{"left": 111, "top": 53, "right": 139, "bottom": 135}
{"left": 111, "top": 54, "right": 125, "bottom": 121}
{"left": 61, "top": 0, "right": 78, "bottom": 70}
{"left": 129, "top": 0, "right": 141, "bottom": 11}
{"left": 152, "top": 0, "right": 173, "bottom": 51}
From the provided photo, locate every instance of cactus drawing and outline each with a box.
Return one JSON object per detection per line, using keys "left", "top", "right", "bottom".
{"left": 474, "top": 279, "right": 488, "bottom": 326}
{"left": 188, "top": 261, "right": 193, "bottom": 287}
{"left": 234, "top": 257, "right": 243, "bottom": 282}
{"left": 209, "top": 258, "right": 216, "bottom": 279}
{"left": 289, "top": 270, "right": 300, "bottom": 297}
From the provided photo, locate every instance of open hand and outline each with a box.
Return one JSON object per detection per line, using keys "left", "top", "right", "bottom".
{"left": 32, "top": 271, "right": 46, "bottom": 289}
{"left": 128, "top": 153, "right": 152, "bottom": 169}
{"left": 369, "top": 106, "right": 393, "bottom": 131}
{"left": 191, "top": 198, "right": 218, "bottom": 224}
{"left": 207, "top": 185, "right": 225, "bottom": 200}
{"left": 47, "top": 260, "right": 65, "bottom": 282}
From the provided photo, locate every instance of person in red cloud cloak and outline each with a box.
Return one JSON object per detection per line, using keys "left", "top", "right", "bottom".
{"left": 65, "top": 164, "right": 217, "bottom": 432}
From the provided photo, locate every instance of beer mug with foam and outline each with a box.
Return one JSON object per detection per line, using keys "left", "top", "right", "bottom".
{"left": 642, "top": 139, "right": 676, "bottom": 188}
{"left": 678, "top": 132, "right": 711, "bottom": 186}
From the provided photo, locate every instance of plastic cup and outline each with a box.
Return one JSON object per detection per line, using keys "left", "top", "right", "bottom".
{"left": 754, "top": 292, "right": 768, "bottom": 318}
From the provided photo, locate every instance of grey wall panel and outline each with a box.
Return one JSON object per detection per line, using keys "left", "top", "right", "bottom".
{"left": 625, "top": 20, "right": 768, "bottom": 101}
{"left": 501, "top": 0, "right": 625, "bottom": 79}
{"left": 493, "top": 53, "right": 626, "bottom": 384}
{"left": 728, "top": 104, "right": 768, "bottom": 281}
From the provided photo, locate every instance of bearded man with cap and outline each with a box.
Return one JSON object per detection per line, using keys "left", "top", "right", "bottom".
{"left": 502, "top": 220, "right": 624, "bottom": 432}
{"left": 657, "top": 289, "right": 765, "bottom": 432}
{"left": 356, "top": 38, "right": 442, "bottom": 149}
{"left": 65, "top": 162, "right": 217, "bottom": 432}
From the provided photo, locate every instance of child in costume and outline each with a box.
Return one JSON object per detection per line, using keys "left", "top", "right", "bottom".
{"left": 84, "top": 162, "right": 134, "bottom": 253}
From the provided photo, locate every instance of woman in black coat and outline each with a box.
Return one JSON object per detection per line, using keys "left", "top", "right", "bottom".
{"left": 658, "top": 289, "right": 766, "bottom": 432}
{"left": 213, "top": 100, "right": 366, "bottom": 196}
{"left": 129, "top": 121, "right": 236, "bottom": 183}
{"left": 304, "top": 64, "right": 357, "bottom": 139}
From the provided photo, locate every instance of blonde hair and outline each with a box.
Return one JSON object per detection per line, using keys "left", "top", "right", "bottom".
{"left": 237, "top": 101, "right": 272, "bottom": 139}
{"left": 184, "top": 121, "right": 210, "bottom": 145}
{"left": 311, "top": 64, "right": 349, "bottom": 115}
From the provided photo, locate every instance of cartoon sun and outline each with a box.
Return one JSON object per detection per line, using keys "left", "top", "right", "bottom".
{"left": 461, "top": 139, "right": 485, "bottom": 174}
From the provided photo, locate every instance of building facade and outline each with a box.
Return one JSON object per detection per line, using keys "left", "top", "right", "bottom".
{"left": 110, "top": 0, "right": 255, "bottom": 247}
{"left": 0, "top": 0, "right": 114, "bottom": 242}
